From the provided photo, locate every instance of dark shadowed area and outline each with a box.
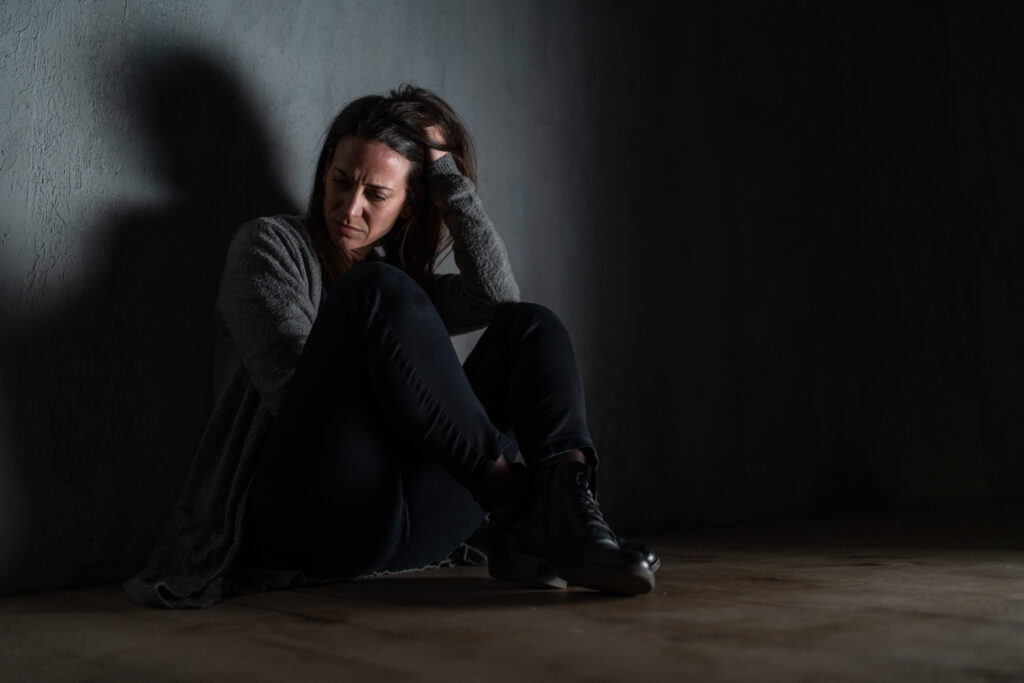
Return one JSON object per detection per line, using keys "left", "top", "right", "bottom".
{"left": 2, "top": 47, "right": 295, "bottom": 591}
{"left": 578, "top": 1, "right": 1024, "bottom": 529}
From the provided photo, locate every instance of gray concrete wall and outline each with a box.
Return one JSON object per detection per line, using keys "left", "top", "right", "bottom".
{"left": 0, "top": 0, "right": 605, "bottom": 593}
{"left": 3, "top": 0, "right": 1024, "bottom": 594}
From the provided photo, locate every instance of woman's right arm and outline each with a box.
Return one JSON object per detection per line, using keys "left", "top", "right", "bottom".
{"left": 427, "top": 154, "right": 520, "bottom": 334}
{"left": 216, "top": 218, "right": 320, "bottom": 416}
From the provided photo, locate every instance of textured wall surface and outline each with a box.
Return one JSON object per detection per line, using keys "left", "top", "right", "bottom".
{"left": 0, "top": 0, "right": 607, "bottom": 593}
{"left": 2, "top": 1, "right": 1024, "bottom": 595}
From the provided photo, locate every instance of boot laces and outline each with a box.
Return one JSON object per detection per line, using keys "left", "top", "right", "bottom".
{"left": 566, "top": 470, "right": 613, "bottom": 542}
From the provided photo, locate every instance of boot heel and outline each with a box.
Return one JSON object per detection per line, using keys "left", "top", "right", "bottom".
{"left": 490, "top": 551, "right": 567, "bottom": 589}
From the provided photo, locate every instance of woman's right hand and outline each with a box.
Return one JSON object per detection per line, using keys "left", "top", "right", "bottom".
{"left": 424, "top": 125, "right": 448, "bottom": 164}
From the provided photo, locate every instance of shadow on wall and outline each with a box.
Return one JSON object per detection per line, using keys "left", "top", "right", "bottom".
{"left": 2, "top": 48, "right": 296, "bottom": 593}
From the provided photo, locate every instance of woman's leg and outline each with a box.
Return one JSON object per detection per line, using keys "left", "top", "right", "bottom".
{"left": 462, "top": 302, "right": 596, "bottom": 466}
{"left": 462, "top": 302, "right": 656, "bottom": 594}
{"left": 242, "top": 262, "right": 517, "bottom": 578}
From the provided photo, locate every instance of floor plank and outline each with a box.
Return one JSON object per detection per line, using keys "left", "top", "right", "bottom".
{"left": 3, "top": 507, "right": 1024, "bottom": 681}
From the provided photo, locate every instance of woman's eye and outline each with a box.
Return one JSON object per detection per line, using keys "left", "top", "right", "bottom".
{"left": 369, "top": 193, "right": 386, "bottom": 202}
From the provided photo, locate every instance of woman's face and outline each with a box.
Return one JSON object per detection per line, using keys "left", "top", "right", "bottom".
{"left": 323, "top": 136, "right": 412, "bottom": 262}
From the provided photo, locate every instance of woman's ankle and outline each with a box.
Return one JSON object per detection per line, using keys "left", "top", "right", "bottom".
{"left": 483, "top": 454, "right": 513, "bottom": 484}
{"left": 547, "top": 449, "right": 587, "bottom": 466}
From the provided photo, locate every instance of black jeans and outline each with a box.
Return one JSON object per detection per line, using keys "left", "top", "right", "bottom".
{"left": 242, "top": 261, "right": 595, "bottom": 578}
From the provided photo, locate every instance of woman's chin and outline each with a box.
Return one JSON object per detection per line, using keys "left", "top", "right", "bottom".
{"left": 330, "top": 233, "right": 358, "bottom": 251}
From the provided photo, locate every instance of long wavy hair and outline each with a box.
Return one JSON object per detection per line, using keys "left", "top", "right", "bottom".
{"left": 307, "top": 85, "right": 477, "bottom": 289}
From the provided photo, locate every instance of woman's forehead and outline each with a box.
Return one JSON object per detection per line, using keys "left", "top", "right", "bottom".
{"left": 331, "top": 137, "right": 410, "bottom": 187}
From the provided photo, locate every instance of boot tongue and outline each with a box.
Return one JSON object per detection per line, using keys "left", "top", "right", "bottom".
{"left": 557, "top": 463, "right": 615, "bottom": 543}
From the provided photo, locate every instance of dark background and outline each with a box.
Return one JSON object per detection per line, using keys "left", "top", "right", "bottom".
{"left": 583, "top": 1, "right": 1024, "bottom": 528}
{"left": 1, "top": 1, "right": 1021, "bottom": 594}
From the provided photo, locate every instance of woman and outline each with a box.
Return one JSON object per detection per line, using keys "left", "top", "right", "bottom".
{"left": 126, "top": 86, "right": 657, "bottom": 608}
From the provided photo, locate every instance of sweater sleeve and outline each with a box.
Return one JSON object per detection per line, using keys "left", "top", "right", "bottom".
{"left": 216, "top": 218, "right": 319, "bottom": 416}
{"left": 427, "top": 154, "right": 520, "bottom": 334}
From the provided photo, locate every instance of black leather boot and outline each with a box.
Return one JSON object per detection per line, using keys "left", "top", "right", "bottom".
{"left": 472, "top": 464, "right": 566, "bottom": 588}
{"left": 511, "top": 461, "right": 655, "bottom": 595}
{"left": 619, "top": 539, "right": 661, "bottom": 573}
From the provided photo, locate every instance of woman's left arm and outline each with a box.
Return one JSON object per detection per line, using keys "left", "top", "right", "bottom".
{"left": 428, "top": 153, "right": 520, "bottom": 334}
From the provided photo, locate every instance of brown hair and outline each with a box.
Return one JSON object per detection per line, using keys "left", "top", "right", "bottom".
{"left": 307, "top": 85, "right": 477, "bottom": 289}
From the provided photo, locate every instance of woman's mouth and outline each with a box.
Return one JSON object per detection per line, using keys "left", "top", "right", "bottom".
{"left": 335, "top": 222, "right": 362, "bottom": 236}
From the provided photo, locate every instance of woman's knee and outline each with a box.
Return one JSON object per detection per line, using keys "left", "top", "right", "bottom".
{"left": 492, "top": 301, "right": 568, "bottom": 336}
{"left": 326, "top": 261, "right": 430, "bottom": 316}
{"left": 332, "top": 261, "right": 415, "bottom": 296}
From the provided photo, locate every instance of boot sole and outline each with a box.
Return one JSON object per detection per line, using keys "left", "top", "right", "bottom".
{"left": 557, "top": 563, "right": 655, "bottom": 595}
{"left": 493, "top": 551, "right": 655, "bottom": 595}
{"left": 489, "top": 553, "right": 567, "bottom": 589}
{"left": 489, "top": 557, "right": 569, "bottom": 589}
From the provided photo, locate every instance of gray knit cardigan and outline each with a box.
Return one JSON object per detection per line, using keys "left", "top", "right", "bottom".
{"left": 125, "top": 154, "right": 519, "bottom": 607}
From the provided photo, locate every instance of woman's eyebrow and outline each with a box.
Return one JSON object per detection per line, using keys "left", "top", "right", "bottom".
{"left": 331, "top": 167, "right": 394, "bottom": 192}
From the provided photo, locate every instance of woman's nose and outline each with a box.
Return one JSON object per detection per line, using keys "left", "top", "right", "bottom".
{"left": 343, "top": 191, "right": 363, "bottom": 218}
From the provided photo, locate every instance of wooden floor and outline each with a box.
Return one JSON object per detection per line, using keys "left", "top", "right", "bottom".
{"left": 3, "top": 502, "right": 1024, "bottom": 681}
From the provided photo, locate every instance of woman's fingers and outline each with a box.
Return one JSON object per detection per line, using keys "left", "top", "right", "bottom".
{"left": 424, "top": 125, "right": 448, "bottom": 163}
